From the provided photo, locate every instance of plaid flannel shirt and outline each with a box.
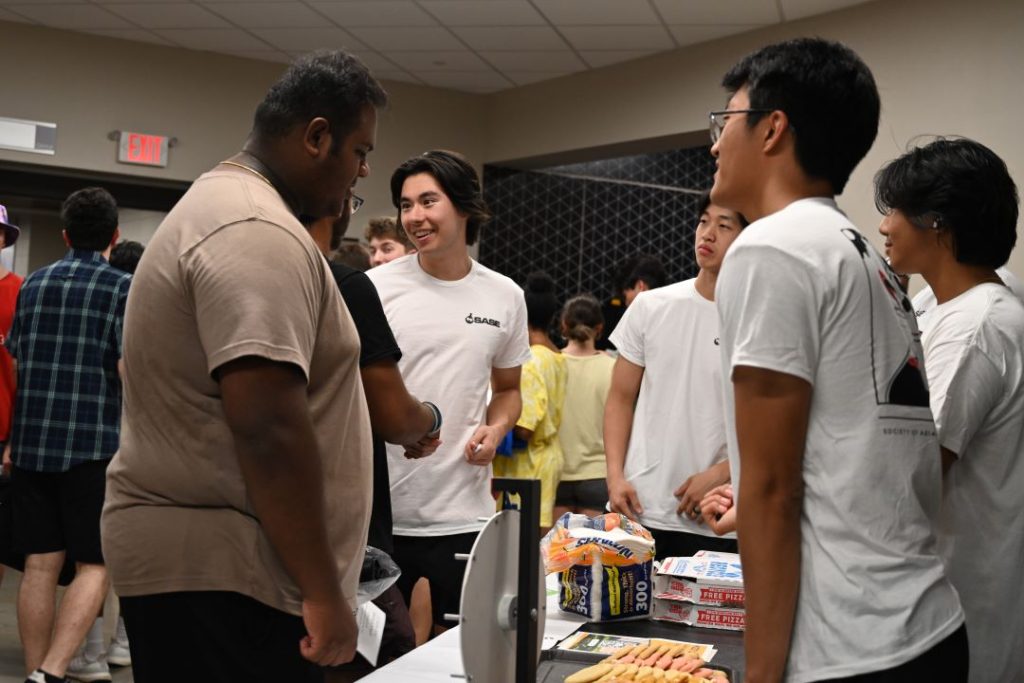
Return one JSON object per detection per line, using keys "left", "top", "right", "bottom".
{"left": 6, "top": 249, "right": 130, "bottom": 472}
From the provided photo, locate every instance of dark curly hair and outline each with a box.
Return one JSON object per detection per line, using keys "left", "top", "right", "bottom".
{"left": 109, "top": 240, "right": 145, "bottom": 274}
{"left": 523, "top": 272, "right": 560, "bottom": 331}
{"left": 390, "top": 150, "right": 492, "bottom": 246}
{"left": 61, "top": 187, "right": 118, "bottom": 251}
{"left": 722, "top": 38, "right": 879, "bottom": 195}
{"left": 874, "top": 137, "right": 1018, "bottom": 269}
{"left": 253, "top": 50, "right": 388, "bottom": 151}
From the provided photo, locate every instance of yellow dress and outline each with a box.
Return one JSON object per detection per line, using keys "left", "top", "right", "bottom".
{"left": 493, "top": 344, "right": 567, "bottom": 526}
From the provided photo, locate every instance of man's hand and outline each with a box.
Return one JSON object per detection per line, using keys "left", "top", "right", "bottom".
{"left": 2, "top": 442, "right": 11, "bottom": 477}
{"left": 300, "top": 597, "right": 358, "bottom": 666}
{"left": 404, "top": 433, "right": 442, "bottom": 460}
{"left": 608, "top": 476, "right": 644, "bottom": 521}
{"left": 465, "top": 424, "right": 503, "bottom": 466}
{"left": 700, "top": 484, "right": 736, "bottom": 536}
{"left": 674, "top": 460, "right": 730, "bottom": 521}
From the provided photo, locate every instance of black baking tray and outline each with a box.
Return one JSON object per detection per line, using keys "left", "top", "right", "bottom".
{"left": 536, "top": 619, "right": 743, "bottom": 682}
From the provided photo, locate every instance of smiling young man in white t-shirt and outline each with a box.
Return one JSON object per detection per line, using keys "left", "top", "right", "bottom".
{"left": 710, "top": 39, "right": 964, "bottom": 683}
{"left": 366, "top": 150, "right": 530, "bottom": 636}
{"left": 604, "top": 192, "right": 746, "bottom": 558}
{"left": 877, "top": 138, "right": 1024, "bottom": 683}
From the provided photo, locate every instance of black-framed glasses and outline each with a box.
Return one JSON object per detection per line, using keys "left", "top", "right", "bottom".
{"left": 350, "top": 194, "right": 364, "bottom": 214}
{"left": 708, "top": 109, "right": 775, "bottom": 144}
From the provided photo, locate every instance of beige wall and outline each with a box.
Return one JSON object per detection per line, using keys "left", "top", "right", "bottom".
{"left": 482, "top": 0, "right": 1024, "bottom": 284}
{"left": 2, "top": 0, "right": 1023, "bottom": 276}
{"left": 0, "top": 21, "right": 486, "bottom": 236}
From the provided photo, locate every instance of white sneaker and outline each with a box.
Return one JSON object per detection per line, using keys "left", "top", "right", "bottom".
{"left": 65, "top": 653, "right": 111, "bottom": 682}
{"left": 105, "top": 640, "right": 131, "bottom": 668}
{"left": 106, "top": 618, "right": 131, "bottom": 667}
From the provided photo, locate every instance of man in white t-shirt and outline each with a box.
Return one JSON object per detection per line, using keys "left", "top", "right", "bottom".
{"left": 366, "top": 150, "right": 530, "bottom": 635}
{"left": 605, "top": 192, "right": 746, "bottom": 558}
{"left": 912, "top": 265, "right": 1024, "bottom": 327}
{"left": 876, "top": 137, "right": 1024, "bottom": 683}
{"left": 711, "top": 39, "right": 964, "bottom": 682}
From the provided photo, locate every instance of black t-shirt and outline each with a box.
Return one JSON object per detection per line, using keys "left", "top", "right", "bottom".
{"left": 329, "top": 262, "right": 402, "bottom": 555}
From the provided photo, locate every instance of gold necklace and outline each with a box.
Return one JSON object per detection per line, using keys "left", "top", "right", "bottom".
{"left": 220, "top": 160, "right": 274, "bottom": 189}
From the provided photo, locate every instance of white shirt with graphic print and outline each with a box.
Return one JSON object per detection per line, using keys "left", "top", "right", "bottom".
{"left": 609, "top": 278, "right": 733, "bottom": 538}
{"left": 367, "top": 254, "right": 531, "bottom": 536}
{"left": 716, "top": 197, "right": 963, "bottom": 682}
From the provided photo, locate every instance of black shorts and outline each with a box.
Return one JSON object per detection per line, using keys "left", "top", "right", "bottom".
{"left": 647, "top": 526, "right": 738, "bottom": 560}
{"left": 816, "top": 623, "right": 968, "bottom": 682}
{"left": 121, "top": 591, "right": 323, "bottom": 683}
{"left": 392, "top": 532, "right": 478, "bottom": 628}
{"left": 555, "top": 478, "right": 609, "bottom": 510}
{"left": 11, "top": 459, "right": 109, "bottom": 564}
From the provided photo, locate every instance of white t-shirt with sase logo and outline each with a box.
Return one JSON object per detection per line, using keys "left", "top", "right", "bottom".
{"left": 716, "top": 198, "right": 963, "bottom": 683}
{"left": 367, "top": 255, "right": 531, "bottom": 536}
{"left": 609, "top": 279, "right": 733, "bottom": 538}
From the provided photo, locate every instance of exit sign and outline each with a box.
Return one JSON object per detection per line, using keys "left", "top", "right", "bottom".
{"left": 117, "top": 131, "right": 169, "bottom": 167}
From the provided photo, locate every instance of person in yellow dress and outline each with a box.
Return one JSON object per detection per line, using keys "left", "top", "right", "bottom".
{"left": 493, "top": 272, "right": 566, "bottom": 530}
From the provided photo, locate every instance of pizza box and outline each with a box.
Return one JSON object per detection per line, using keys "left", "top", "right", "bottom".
{"left": 654, "top": 556, "right": 744, "bottom": 607}
{"left": 651, "top": 598, "right": 746, "bottom": 631}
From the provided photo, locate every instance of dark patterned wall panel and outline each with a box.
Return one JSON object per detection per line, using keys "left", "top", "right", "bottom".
{"left": 480, "top": 146, "right": 714, "bottom": 301}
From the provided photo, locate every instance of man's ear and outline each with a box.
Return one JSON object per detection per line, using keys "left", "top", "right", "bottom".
{"left": 762, "top": 110, "right": 792, "bottom": 153}
{"left": 109, "top": 227, "right": 121, "bottom": 250}
{"left": 62, "top": 229, "right": 71, "bottom": 248}
{"left": 302, "top": 117, "right": 332, "bottom": 158}
{"left": 634, "top": 280, "right": 650, "bottom": 294}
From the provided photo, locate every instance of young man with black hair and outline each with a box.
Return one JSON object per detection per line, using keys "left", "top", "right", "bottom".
{"left": 597, "top": 254, "right": 667, "bottom": 350}
{"left": 5, "top": 187, "right": 129, "bottom": 683}
{"left": 102, "top": 51, "right": 387, "bottom": 683}
{"left": 307, "top": 199, "right": 441, "bottom": 678}
{"left": 877, "top": 137, "right": 1023, "bottom": 683}
{"left": 711, "top": 38, "right": 964, "bottom": 682}
{"left": 604, "top": 193, "right": 746, "bottom": 558}
{"left": 366, "top": 150, "right": 529, "bottom": 635}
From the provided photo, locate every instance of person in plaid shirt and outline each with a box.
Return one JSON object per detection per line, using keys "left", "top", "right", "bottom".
{"left": 4, "top": 186, "right": 129, "bottom": 683}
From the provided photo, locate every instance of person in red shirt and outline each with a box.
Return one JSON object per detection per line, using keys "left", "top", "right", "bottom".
{"left": 0, "top": 204, "right": 23, "bottom": 465}
{"left": 0, "top": 204, "right": 24, "bottom": 591}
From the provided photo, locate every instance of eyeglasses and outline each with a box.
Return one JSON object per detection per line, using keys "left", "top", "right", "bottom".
{"left": 708, "top": 109, "right": 775, "bottom": 144}
{"left": 350, "top": 194, "right": 364, "bottom": 214}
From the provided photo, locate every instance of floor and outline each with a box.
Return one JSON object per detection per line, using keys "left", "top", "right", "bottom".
{"left": 0, "top": 569, "right": 133, "bottom": 683}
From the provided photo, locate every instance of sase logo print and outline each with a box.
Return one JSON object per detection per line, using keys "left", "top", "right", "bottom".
{"left": 465, "top": 312, "right": 501, "bottom": 328}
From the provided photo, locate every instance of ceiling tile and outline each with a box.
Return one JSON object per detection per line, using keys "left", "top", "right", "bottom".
{"left": 479, "top": 50, "right": 585, "bottom": 72}
{"left": 251, "top": 26, "right": 367, "bottom": 51}
{"left": 560, "top": 25, "right": 673, "bottom": 51}
{"left": 668, "top": 23, "right": 762, "bottom": 47}
{"left": 0, "top": 0, "right": 86, "bottom": 4}
{"left": 85, "top": 27, "right": 175, "bottom": 45}
{"left": 223, "top": 48, "right": 292, "bottom": 63}
{"left": 504, "top": 71, "right": 574, "bottom": 86}
{"left": 374, "top": 70, "right": 422, "bottom": 85}
{"left": 579, "top": 50, "right": 656, "bottom": 68}
{"left": 101, "top": 3, "right": 232, "bottom": 29}
{"left": 651, "top": 0, "right": 779, "bottom": 25}
{"left": 388, "top": 50, "right": 492, "bottom": 71}
{"left": 153, "top": 28, "right": 271, "bottom": 50}
{"left": 7, "top": 3, "right": 132, "bottom": 29}
{"left": 310, "top": 1, "right": 436, "bottom": 27}
{"left": 346, "top": 26, "right": 462, "bottom": 50}
{"left": 780, "top": 0, "right": 868, "bottom": 21}
{"left": 451, "top": 25, "right": 567, "bottom": 51}
{"left": 419, "top": 0, "right": 545, "bottom": 27}
{"left": 533, "top": 0, "right": 660, "bottom": 25}
{"left": 202, "top": 2, "right": 326, "bottom": 28}
{"left": 416, "top": 70, "right": 511, "bottom": 93}
{"left": 0, "top": 7, "right": 32, "bottom": 22}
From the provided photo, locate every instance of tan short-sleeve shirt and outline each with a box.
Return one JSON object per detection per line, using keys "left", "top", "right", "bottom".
{"left": 102, "top": 165, "right": 372, "bottom": 615}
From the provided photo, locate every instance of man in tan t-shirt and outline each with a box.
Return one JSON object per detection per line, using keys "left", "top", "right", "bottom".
{"left": 101, "top": 51, "right": 387, "bottom": 683}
